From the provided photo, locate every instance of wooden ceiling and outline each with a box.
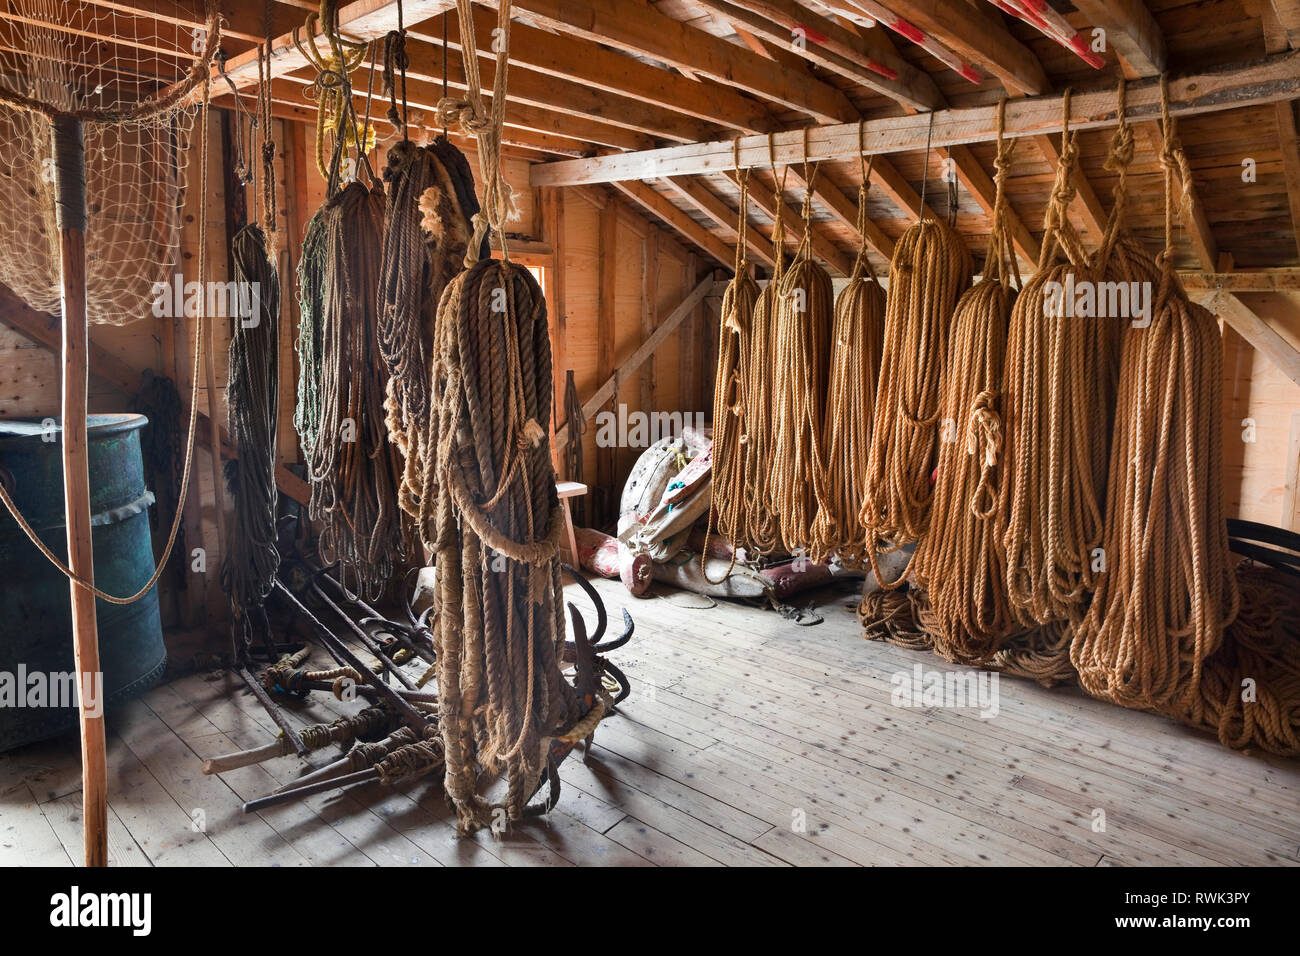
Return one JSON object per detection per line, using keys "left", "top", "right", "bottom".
{"left": 10, "top": 0, "right": 1300, "bottom": 273}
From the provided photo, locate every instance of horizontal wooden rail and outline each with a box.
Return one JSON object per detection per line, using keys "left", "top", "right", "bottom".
{"left": 530, "top": 50, "right": 1300, "bottom": 187}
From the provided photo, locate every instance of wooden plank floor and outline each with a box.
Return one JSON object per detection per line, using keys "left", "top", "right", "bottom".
{"left": 2, "top": 576, "right": 1298, "bottom": 866}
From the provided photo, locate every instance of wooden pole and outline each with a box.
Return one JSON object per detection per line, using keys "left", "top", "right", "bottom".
{"left": 52, "top": 113, "right": 107, "bottom": 868}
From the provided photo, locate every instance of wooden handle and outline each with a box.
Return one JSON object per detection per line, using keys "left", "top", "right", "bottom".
{"left": 53, "top": 113, "right": 107, "bottom": 868}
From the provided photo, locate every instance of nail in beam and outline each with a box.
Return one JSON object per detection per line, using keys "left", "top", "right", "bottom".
{"left": 530, "top": 50, "right": 1300, "bottom": 188}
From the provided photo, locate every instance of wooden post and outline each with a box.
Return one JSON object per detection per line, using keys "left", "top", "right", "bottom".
{"left": 52, "top": 113, "right": 108, "bottom": 867}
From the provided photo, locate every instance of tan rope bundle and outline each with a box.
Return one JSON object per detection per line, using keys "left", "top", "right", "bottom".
{"left": 769, "top": 155, "right": 835, "bottom": 555}
{"left": 811, "top": 147, "right": 886, "bottom": 567}
{"left": 423, "top": 256, "right": 576, "bottom": 832}
{"left": 1070, "top": 77, "right": 1238, "bottom": 714}
{"left": 702, "top": 153, "right": 760, "bottom": 580}
{"left": 1176, "top": 564, "right": 1300, "bottom": 755}
{"left": 1000, "top": 91, "right": 1119, "bottom": 627}
{"left": 739, "top": 148, "right": 790, "bottom": 556}
{"left": 859, "top": 207, "right": 970, "bottom": 554}
{"left": 909, "top": 102, "right": 1018, "bottom": 661}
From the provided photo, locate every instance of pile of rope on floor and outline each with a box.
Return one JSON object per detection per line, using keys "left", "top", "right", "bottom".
{"left": 852, "top": 80, "right": 1300, "bottom": 756}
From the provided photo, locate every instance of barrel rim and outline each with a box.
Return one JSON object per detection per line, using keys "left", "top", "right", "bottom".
{"left": 0, "top": 413, "right": 149, "bottom": 446}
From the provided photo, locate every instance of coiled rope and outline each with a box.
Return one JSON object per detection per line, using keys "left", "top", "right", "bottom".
{"left": 811, "top": 133, "right": 885, "bottom": 567}
{"left": 221, "top": 223, "right": 280, "bottom": 634}
{"left": 1070, "top": 76, "right": 1239, "bottom": 713}
{"left": 702, "top": 142, "right": 760, "bottom": 581}
{"left": 420, "top": 0, "right": 584, "bottom": 831}
{"left": 859, "top": 170, "right": 971, "bottom": 559}
{"left": 1000, "top": 90, "right": 1118, "bottom": 627}
{"left": 296, "top": 181, "right": 407, "bottom": 599}
{"left": 909, "top": 100, "right": 1018, "bottom": 662}
{"left": 377, "top": 136, "right": 480, "bottom": 519}
{"left": 739, "top": 139, "right": 790, "bottom": 556}
{"left": 770, "top": 138, "right": 835, "bottom": 555}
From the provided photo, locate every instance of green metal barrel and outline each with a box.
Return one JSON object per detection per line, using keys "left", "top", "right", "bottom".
{"left": 0, "top": 413, "right": 165, "bottom": 751}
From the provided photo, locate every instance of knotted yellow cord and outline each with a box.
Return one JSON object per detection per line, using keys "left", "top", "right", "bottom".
{"left": 811, "top": 130, "right": 885, "bottom": 567}
{"left": 770, "top": 134, "right": 835, "bottom": 555}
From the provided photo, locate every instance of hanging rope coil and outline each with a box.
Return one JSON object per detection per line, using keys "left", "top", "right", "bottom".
{"left": 1000, "top": 90, "right": 1119, "bottom": 627}
{"left": 377, "top": 136, "right": 480, "bottom": 520}
{"left": 770, "top": 156, "right": 835, "bottom": 556}
{"left": 1069, "top": 76, "right": 1238, "bottom": 713}
{"left": 739, "top": 146, "right": 790, "bottom": 556}
{"left": 221, "top": 223, "right": 281, "bottom": 624}
{"left": 295, "top": 182, "right": 407, "bottom": 598}
{"left": 812, "top": 143, "right": 885, "bottom": 567}
{"left": 860, "top": 213, "right": 970, "bottom": 554}
{"left": 702, "top": 153, "right": 761, "bottom": 580}
{"left": 422, "top": 258, "right": 576, "bottom": 832}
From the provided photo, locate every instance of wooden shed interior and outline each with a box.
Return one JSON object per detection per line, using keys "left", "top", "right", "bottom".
{"left": 0, "top": 0, "right": 1299, "bottom": 873}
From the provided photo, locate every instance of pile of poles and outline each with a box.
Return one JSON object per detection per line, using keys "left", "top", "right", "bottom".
{"left": 710, "top": 80, "right": 1300, "bottom": 757}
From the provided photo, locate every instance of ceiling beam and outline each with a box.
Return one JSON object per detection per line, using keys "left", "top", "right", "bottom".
{"left": 1270, "top": 0, "right": 1300, "bottom": 50}
{"left": 427, "top": 5, "right": 777, "bottom": 135}
{"left": 502, "top": 0, "right": 860, "bottom": 123}
{"left": 611, "top": 180, "right": 736, "bottom": 269}
{"left": 690, "top": 0, "right": 942, "bottom": 111}
{"left": 1198, "top": 290, "right": 1300, "bottom": 388}
{"left": 665, "top": 178, "right": 779, "bottom": 268}
{"left": 530, "top": 51, "right": 1300, "bottom": 186}
{"left": 1069, "top": 0, "right": 1167, "bottom": 76}
{"left": 876, "top": 0, "right": 1048, "bottom": 94}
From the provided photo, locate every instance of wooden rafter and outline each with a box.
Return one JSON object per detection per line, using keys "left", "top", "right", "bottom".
{"left": 611, "top": 180, "right": 736, "bottom": 268}
{"left": 1199, "top": 290, "right": 1300, "bottom": 388}
{"left": 429, "top": 5, "right": 777, "bottom": 135}
{"left": 665, "top": 178, "right": 779, "bottom": 268}
{"left": 501, "top": 0, "right": 860, "bottom": 123}
{"left": 1069, "top": 0, "right": 1167, "bottom": 77}
{"left": 877, "top": 0, "right": 1048, "bottom": 94}
{"left": 690, "top": 0, "right": 942, "bottom": 111}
